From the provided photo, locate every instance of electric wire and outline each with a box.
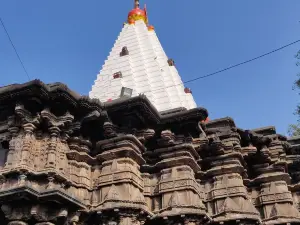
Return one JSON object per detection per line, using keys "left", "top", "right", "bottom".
{"left": 143, "top": 39, "right": 300, "bottom": 94}
{"left": 0, "top": 17, "right": 30, "bottom": 80}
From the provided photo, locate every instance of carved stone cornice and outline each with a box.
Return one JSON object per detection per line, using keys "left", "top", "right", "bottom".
{"left": 96, "top": 135, "right": 146, "bottom": 165}
{"left": 134, "top": 128, "right": 155, "bottom": 144}
{"left": 81, "top": 110, "right": 101, "bottom": 124}
{"left": 103, "top": 122, "right": 118, "bottom": 138}
{"left": 157, "top": 130, "right": 175, "bottom": 147}
{"left": 15, "top": 103, "right": 40, "bottom": 126}
{"left": 66, "top": 150, "right": 95, "bottom": 165}
{"left": 0, "top": 185, "right": 86, "bottom": 209}
{"left": 199, "top": 134, "right": 226, "bottom": 157}
{"left": 251, "top": 166, "right": 291, "bottom": 185}
{"left": 157, "top": 143, "right": 199, "bottom": 160}
{"left": 41, "top": 108, "right": 74, "bottom": 129}
{"left": 7, "top": 116, "right": 20, "bottom": 136}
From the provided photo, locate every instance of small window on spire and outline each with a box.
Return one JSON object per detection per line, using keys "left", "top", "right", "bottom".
{"left": 120, "top": 87, "right": 133, "bottom": 98}
{"left": 113, "top": 71, "right": 122, "bottom": 79}
{"left": 184, "top": 87, "right": 192, "bottom": 94}
{"left": 168, "top": 59, "right": 175, "bottom": 66}
{"left": 120, "top": 47, "right": 129, "bottom": 57}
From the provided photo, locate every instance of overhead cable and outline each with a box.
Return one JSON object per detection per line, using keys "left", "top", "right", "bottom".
{"left": 144, "top": 39, "right": 300, "bottom": 94}
{"left": 0, "top": 17, "right": 30, "bottom": 80}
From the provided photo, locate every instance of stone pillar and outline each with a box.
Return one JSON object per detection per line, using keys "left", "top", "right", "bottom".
{"left": 5, "top": 125, "right": 19, "bottom": 168}
{"left": 21, "top": 123, "right": 35, "bottom": 167}
{"left": 202, "top": 122, "right": 260, "bottom": 223}
{"left": 58, "top": 132, "right": 69, "bottom": 173}
{"left": 153, "top": 197, "right": 160, "bottom": 212}
{"left": 257, "top": 172, "right": 300, "bottom": 221}
{"left": 119, "top": 216, "right": 132, "bottom": 225}
{"left": 46, "top": 126, "right": 60, "bottom": 169}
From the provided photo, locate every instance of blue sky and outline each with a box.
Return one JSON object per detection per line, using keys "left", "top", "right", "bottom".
{"left": 1, "top": 1, "right": 300, "bottom": 135}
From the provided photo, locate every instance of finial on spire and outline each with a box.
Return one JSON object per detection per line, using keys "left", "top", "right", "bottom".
{"left": 134, "top": 0, "right": 140, "bottom": 8}
{"left": 128, "top": 0, "right": 148, "bottom": 24}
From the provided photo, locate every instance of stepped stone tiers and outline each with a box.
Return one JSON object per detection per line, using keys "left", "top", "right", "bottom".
{"left": 0, "top": 80, "right": 300, "bottom": 225}
{"left": 89, "top": 1, "right": 197, "bottom": 112}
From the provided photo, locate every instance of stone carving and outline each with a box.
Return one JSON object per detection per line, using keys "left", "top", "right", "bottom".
{"left": 105, "top": 185, "right": 120, "bottom": 201}
{"left": 1, "top": 81, "right": 300, "bottom": 224}
{"left": 15, "top": 104, "right": 40, "bottom": 126}
{"left": 103, "top": 121, "right": 117, "bottom": 138}
{"left": 158, "top": 130, "right": 175, "bottom": 146}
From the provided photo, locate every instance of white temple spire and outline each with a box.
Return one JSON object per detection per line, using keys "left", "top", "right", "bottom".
{"left": 89, "top": 2, "right": 197, "bottom": 111}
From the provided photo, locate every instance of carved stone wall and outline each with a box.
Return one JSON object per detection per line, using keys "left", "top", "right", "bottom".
{"left": 0, "top": 81, "right": 299, "bottom": 225}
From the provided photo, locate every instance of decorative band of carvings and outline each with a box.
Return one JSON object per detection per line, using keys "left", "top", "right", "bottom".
{"left": 95, "top": 201, "right": 150, "bottom": 214}
{"left": 259, "top": 192, "right": 293, "bottom": 203}
{"left": 159, "top": 179, "right": 199, "bottom": 193}
{"left": 206, "top": 186, "right": 247, "bottom": 200}
{"left": 157, "top": 207, "right": 207, "bottom": 218}
{"left": 95, "top": 171, "right": 143, "bottom": 189}
{"left": 144, "top": 185, "right": 172, "bottom": 195}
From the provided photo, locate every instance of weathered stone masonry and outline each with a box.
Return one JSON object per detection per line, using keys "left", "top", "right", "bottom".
{"left": 0, "top": 80, "right": 300, "bottom": 225}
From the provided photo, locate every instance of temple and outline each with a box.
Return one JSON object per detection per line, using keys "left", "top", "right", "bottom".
{"left": 89, "top": 0, "right": 197, "bottom": 112}
{"left": 1, "top": 1, "right": 300, "bottom": 225}
{"left": 1, "top": 80, "right": 300, "bottom": 225}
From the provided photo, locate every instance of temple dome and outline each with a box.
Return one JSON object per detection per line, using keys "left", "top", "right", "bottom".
{"left": 128, "top": 0, "right": 148, "bottom": 24}
{"left": 128, "top": 8, "right": 147, "bottom": 23}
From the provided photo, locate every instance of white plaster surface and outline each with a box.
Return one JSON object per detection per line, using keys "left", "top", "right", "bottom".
{"left": 90, "top": 20, "right": 197, "bottom": 111}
